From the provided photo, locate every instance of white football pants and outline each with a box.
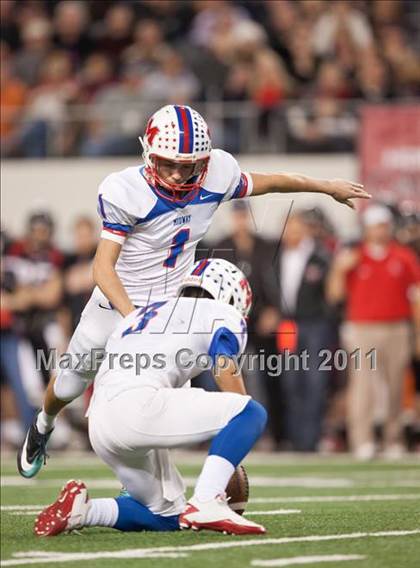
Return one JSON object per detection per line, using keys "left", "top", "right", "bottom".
{"left": 88, "top": 384, "right": 250, "bottom": 516}
{"left": 54, "top": 287, "right": 122, "bottom": 401}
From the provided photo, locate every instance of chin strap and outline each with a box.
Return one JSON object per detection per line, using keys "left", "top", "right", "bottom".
{"left": 154, "top": 184, "right": 199, "bottom": 204}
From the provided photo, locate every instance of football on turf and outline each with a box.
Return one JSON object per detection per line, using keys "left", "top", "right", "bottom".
{"left": 226, "top": 464, "right": 249, "bottom": 515}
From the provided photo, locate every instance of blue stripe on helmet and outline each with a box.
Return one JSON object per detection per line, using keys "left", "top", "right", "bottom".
{"left": 174, "top": 106, "right": 184, "bottom": 153}
{"left": 184, "top": 106, "right": 194, "bottom": 153}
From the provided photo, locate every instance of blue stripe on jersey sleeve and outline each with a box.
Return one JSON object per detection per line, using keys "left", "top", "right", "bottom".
{"left": 231, "top": 182, "right": 243, "bottom": 200}
{"left": 231, "top": 174, "right": 247, "bottom": 199}
{"left": 208, "top": 327, "right": 240, "bottom": 365}
{"left": 98, "top": 194, "right": 107, "bottom": 220}
{"left": 103, "top": 221, "right": 133, "bottom": 233}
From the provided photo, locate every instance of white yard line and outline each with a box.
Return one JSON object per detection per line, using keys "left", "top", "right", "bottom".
{"left": 2, "top": 530, "right": 419, "bottom": 566}
{"left": 249, "top": 494, "right": 420, "bottom": 504}
{"left": 353, "top": 480, "right": 420, "bottom": 488}
{"left": 8, "top": 512, "right": 41, "bottom": 516}
{"left": 247, "top": 510, "right": 301, "bottom": 516}
{"left": 7, "top": 510, "right": 303, "bottom": 518}
{"left": 1, "top": 506, "right": 46, "bottom": 511}
{"left": 2, "top": 493, "right": 419, "bottom": 513}
{"left": 9, "top": 551, "right": 189, "bottom": 562}
{"left": 5, "top": 509, "right": 302, "bottom": 518}
{"left": 0, "top": 476, "right": 354, "bottom": 489}
{"left": 1, "top": 477, "right": 121, "bottom": 488}
{"left": 251, "top": 554, "right": 366, "bottom": 567}
{"left": 248, "top": 477, "right": 353, "bottom": 488}
{"left": 3, "top": 450, "right": 419, "bottom": 467}
{"left": 8, "top": 512, "right": 40, "bottom": 516}
{"left": 3, "top": 473, "right": 420, "bottom": 490}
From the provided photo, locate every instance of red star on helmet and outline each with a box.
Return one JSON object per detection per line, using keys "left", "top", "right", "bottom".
{"left": 145, "top": 119, "right": 160, "bottom": 145}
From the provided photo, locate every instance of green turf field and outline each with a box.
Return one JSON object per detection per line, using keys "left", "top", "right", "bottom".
{"left": 1, "top": 452, "right": 419, "bottom": 567}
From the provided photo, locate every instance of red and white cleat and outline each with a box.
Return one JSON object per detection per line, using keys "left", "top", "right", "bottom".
{"left": 34, "top": 479, "right": 90, "bottom": 536}
{"left": 179, "top": 494, "right": 266, "bottom": 535}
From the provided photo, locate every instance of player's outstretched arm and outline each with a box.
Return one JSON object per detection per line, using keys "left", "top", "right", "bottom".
{"left": 93, "top": 239, "right": 136, "bottom": 317}
{"left": 250, "top": 172, "right": 371, "bottom": 209}
{"left": 214, "top": 356, "right": 247, "bottom": 395}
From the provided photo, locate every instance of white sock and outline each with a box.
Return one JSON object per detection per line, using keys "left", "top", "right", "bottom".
{"left": 36, "top": 408, "right": 57, "bottom": 435}
{"left": 194, "top": 455, "right": 235, "bottom": 502}
{"left": 85, "top": 498, "right": 119, "bottom": 527}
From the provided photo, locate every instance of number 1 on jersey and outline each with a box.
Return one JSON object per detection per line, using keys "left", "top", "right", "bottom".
{"left": 163, "top": 228, "right": 190, "bottom": 268}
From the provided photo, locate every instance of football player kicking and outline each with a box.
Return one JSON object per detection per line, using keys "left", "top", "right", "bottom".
{"left": 18, "top": 104, "right": 370, "bottom": 478}
{"left": 35, "top": 259, "right": 267, "bottom": 536}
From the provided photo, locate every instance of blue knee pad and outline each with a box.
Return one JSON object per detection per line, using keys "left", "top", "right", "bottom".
{"left": 114, "top": 496, "right": 180, "bottom": 532}
{"left": 209, "top": 399, "right": 267, "bottom": 467}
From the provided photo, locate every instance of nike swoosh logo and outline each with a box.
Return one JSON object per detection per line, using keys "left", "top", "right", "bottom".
{"left": 200, "top": 194, "right": 213, "bottom": 200}
{"left": 98, "top": 303, "right": 114, "bottom": 310}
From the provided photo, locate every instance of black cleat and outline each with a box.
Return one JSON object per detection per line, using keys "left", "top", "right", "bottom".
{"left": 17, "top": 412, "right": 53, "bottom": 478}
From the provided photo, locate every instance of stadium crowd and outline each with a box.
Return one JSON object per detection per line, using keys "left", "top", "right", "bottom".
{"left": 1, "top": 202, "right": 419, "bottom": 457}
{"left": 1, "top": 0, "right": 420, "bottom": 156}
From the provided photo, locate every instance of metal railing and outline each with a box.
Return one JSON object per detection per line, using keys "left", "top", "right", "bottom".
{"left": 1, "top": 98, "right": 417, "bottom": 158}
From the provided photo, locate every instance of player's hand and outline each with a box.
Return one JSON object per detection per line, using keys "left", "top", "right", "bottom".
{"left": 333, "top": 247, "right": 360, "bottom": 273}
{"left": 326, "top": 179, "right": 371, "bottom": 209}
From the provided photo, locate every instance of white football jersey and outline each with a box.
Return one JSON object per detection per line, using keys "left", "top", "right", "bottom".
{"left": 95, "top": 297, "right": 248, "bottom": 394}
{"left": 97, "top": 149, "right": 253, "bottom": 305}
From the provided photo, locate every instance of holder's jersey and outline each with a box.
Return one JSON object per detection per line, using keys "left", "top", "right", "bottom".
{"left": 95, "top": 297, "right": 247, "bottom": 394}
{"left": 97, "top": 149, "right": 253, "bottom": 305}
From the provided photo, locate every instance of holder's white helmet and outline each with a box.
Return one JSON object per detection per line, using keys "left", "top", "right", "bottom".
{"left": 140, "top": 105, "right": 212, "bottom": 203}
{"left": 178, "top": 258, "right": 253, "bottom": 318}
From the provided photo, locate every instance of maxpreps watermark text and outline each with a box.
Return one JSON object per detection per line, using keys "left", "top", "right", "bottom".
{"left": 36, "top": 348, "right": 377, "bottom": 377}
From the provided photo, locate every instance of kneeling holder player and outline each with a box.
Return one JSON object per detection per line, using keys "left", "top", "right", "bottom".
{"left": 34, "top": 259, "right": 267, "bottom": 536}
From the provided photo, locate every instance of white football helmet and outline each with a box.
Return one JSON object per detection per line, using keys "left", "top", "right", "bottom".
{"left": 178, "top": 258, "right": 253, "bottom": 318}
{"left": 140, "top": 105, "right": 212, "bottom": 203}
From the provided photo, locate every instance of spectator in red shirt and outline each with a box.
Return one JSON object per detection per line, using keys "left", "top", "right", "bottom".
{"left": 327, "top": 204, "right": 420, "bottom": 459}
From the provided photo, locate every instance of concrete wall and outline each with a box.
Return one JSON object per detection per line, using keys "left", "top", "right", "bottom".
{"left": 1, "top": 154, "right": 360, "bottom": 248}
